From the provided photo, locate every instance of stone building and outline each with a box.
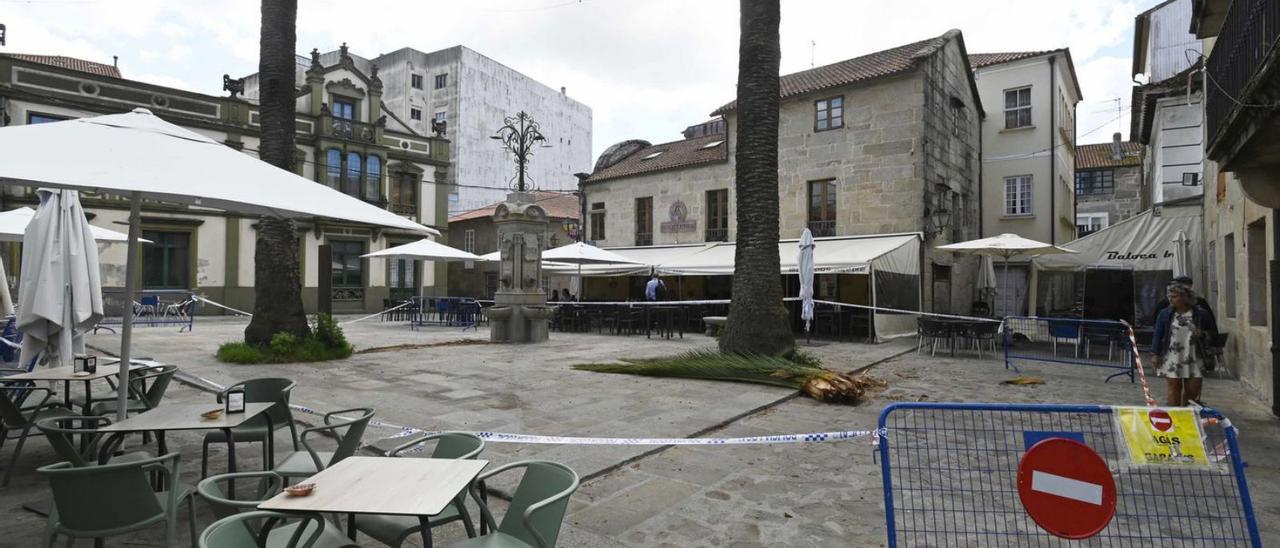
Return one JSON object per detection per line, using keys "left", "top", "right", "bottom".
{"left": 370, "top": 45, "right": 592, "bottom": 214}
{"left": 582, "top": 30, "right": 984, "bottom": 316}
{"left": 0, "top": 48, "right": 451, "bottom": 313}
{"left": 1074, "top": 137, "right": 1144, "bottom": 238}
{"left": 446, "top": 191, "right": 579, "bottom": 299}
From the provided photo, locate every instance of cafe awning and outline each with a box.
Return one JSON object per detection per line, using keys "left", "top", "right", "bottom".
{"left": 655, "top": 233, "right": 920, "bottom": 276}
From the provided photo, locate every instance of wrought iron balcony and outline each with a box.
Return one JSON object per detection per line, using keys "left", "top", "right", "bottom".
{"left": 807, "top": 220, "right": 836, "bottom": 237}
{"left": 325, "top": 117, "right": 378, "bottom": 143}
{"left": 332, "top": 287, "right": 365, "bottom": 301}
{"left": 1204, "top": 0, "right": 1280, "bottom": 164}
{"left": 705, "top": 227, "right": 729, "bottom": 242}
{"left": 635, "top": 232, "right": 653, "bottom": 246}
{"left": 388, "top": 202, "right": 417, "bottom": 217}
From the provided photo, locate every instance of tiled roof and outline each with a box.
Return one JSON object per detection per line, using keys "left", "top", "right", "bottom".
{"left": 5, "top": 54, "right": 121, "bottom": 78}
{"left": 969, "top": 51, "right": 1056, "bottom": 69}
{"left": 712, "top": 31, "right": 955, "bottom": 115}
{"left": 1076, "top": 142, "right": 1144, "bottom": 170}
{"left": 449, "top": 191, "right": 581, "bottom": 223}
{"left": 584, "top": 134, "right": 728, "bottom": 183}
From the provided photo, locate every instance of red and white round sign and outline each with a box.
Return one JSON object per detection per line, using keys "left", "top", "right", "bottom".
{"left": 1017, "top": 438, "right": 1117, "bottom": 539}
{"left": 1148, "top": 409, "right": 1173, "bottom": 432}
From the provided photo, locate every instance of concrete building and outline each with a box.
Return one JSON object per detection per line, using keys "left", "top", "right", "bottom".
{"left": 1192, "top": 0, "right": 1280, "bottom": 411}
{"left": 582, "top": 30, "right": 984, "bottom": 318}
{"left": 446, "top": 191, "right": 579, "bottom": 299}
{"left": 1074, "top": 137, "right": 1145, "bottom": 238}
{"left": 0, "top": 48, "right": 451, "bottom": 313}
{"left": 370, "top": 45, "right": 592, "bottom": 215}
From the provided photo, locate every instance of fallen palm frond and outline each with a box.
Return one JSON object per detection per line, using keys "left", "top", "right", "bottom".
{"left": 355, "top": 339, "right": 490, "bottom": 354}
{"left": 573, "top": 350, "right": 884, "bottom": 404}
{"left": 1001, "top": 375, "right": 1046, "bottom": 386}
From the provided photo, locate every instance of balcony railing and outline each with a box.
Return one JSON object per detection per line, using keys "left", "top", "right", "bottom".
{"left": 705, "top": 227, "right": 729, "bottom": 242}
{"left": 807, "top": 220, "right": 836, "bottom": 237}
{"left": 389, "top": 202, "right": 417, "bottom": 217}
{"left": 635, "top": 231, "right": 653, "bottom": 246}
{"left": 325, "top": 117, "right": 378, "bottom": 143}
{"left": 1205, "top": 0, "right": 1280, "bottom": 155}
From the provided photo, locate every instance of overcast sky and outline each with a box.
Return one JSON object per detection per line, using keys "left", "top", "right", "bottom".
{"left": 4, "top": 0, "right": 1148, "bottom": 159}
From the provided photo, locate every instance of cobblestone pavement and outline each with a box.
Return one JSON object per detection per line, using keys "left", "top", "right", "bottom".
{"left": 0, "top": 317, "right": 1275, "bottom": 546}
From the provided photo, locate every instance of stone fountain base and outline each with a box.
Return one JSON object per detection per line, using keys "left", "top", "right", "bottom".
{"left": 483, "top": 291, "right": 552, "bottom": 343}
{"left": 483, "top": 191, "right": 552, "bottom": 344}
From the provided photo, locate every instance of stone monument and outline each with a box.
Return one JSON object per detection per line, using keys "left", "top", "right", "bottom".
{"left": 481, "top": 111, "right": 554, "bottom": 343}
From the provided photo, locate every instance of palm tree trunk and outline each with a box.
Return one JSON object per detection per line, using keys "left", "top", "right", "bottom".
{"left": 720, "top": 0, "right": 794, "bottom": 355}
{"left": 245, "top": 0, "right": 310, "bottom": 345}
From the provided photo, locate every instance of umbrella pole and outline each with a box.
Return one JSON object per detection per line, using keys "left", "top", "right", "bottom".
{"left": 115, "top": 193, "right": 142, "bottom": 422}
{"left": 0, "top": 252, "right": 13, "bottom": 316}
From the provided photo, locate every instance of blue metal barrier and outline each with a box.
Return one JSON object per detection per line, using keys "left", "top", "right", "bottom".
{"left": 1002, "top": 316, "right": 1135, "bottom": 382}
{"left": 877, "top": 402, "right": 1261, "bottom": 547}
{"left": 95, "top": 289, "right": 197, "bottom": 333}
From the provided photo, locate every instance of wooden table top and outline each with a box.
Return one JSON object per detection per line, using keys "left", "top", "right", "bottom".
{"left": 98, "top": 402, "right": 273, "bottom": 433}
{"left": 258, "top": 457, "right": 489, "bottom": 516}
{"left": 5, "top": 361, "right": 150, "bottom": 382}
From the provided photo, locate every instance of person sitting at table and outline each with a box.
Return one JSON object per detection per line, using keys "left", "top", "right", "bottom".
{"left": 549, "top": 289, "right": 559, "bottom": 302}
{"left": 561, "top": 288, "right": 575, "bottom": 302}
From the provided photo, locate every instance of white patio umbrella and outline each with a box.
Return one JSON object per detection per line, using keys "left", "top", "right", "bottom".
{"left": 362, "top": 238, "right": 483, "bottom": 298}
{"left": 1172, "top": 230, "right": 1191, "bottom": 279}
{"left": 936, "top": 233, "right": 1075, "bottom": 316}
{"left": 797, "top": 229, "right": 816, "bottom": 335}
{"left": 16, "top": 189, "right": 104, "bottom": 369}
{"left": 0, "top": 108, "right": 436, "bottom": 419}
{"left": 542, "top": 242, "right": 642, "bottom": 300}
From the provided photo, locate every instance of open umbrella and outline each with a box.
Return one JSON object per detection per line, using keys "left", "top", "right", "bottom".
{"left": 937, "top": 234, "right": 1075, "bottom": 317}
{"left": 0, "top": 108, "right": 436, "bottom": 419}
{"left": 362, "top": 238, "right": 483, "bottom": 299}
{"left": 541, "top": 242, "right": 642, "bottom": 300}
{"left": 797, "top": 229, "right": 816, "bottom": 336}
{"left": 16, "top": 189, "right": 104, "bottom": 369}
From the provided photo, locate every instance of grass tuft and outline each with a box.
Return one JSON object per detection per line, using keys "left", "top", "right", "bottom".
{"left": 215, "top": 313, "right": 353, "bottom": 364}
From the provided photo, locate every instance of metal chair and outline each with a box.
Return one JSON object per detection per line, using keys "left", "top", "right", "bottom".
{"left": 966, "top": 322, "right": 1001, "bottom": 359}
{"left": 272, "top": 407, "right": 373, "bottom": 481}
{"left": 197, "top": 472, "right": 356, "bottom": 548}
{"left": 36, "top": 415, "right": 152, "bottom": 468}
{"left": 916, "top": 319, "right": 952, "bottom": 356}
{"left": 202, "top": 378, "right": 300, "bottom": 477}
{"left": 82, "top": 364, "right": 177, "bottom": 417}
{"left": 1, "top": 385, "right": 73, "bottom": 486}
{"left": 353, "top": 432, "right": 485, "bottom": 546}
{"left": 443, "top": 461, "right": 579, "bottom": 548}
{"left": 39, "top": 453, "right": 197, "bottom": 547}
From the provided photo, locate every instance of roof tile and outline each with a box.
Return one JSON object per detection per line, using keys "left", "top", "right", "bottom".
{"left": 968, "top": 51, "right": 1057, "bottom": 69}
{"left": 449, "top": 191, "right": 581, "bottom": 223}
{"left": 1076, "top": 142, "right": 1144, "bottom": 170}
{"left": 584, "top": 134, "right": 728, "bottom": 183}
{"left": 5, "top": 54, "right": 121, "bottom": 78}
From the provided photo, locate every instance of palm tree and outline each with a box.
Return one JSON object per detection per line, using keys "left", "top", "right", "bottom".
{"left": 245, "top": 0, "right": 310, "bottom": 345}
{"left": 719, "top": 0, "right": 794, "bottom": 356}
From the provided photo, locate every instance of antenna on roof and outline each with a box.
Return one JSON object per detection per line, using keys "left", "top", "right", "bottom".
{"left": 810, "top": 40, "right": 816, "bottom": 67}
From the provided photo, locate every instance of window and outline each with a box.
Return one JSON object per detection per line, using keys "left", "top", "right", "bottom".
{"left": 410, "top": 74, "right": 424, "bottom": 90}
{"left": 434, "top": 73, "right": 448, "bottom": 89}
{"left": 1075, "top": 213, "right": 1107, "bottom": 237}
{"left": 702, "top": 140, "right": 724, "bottom": 149}
{"left": 434, "top": 111, "right": 447, "bottom": 123}
{"left": 388, "top": 256, "right": 416, "bottom": 301}
{"left": 141, "top": 230, "right": 191, "bottom": 289}
{"left": 1224, "top": 233, "right": 1236, "bottom": 317}
{"left": 332, "top": 99, "right": 355, "bottom": 121}
{"left": 589, "top": 202, "right": 606, "bottom": 241}
{"left": 1075, "top": 170, "right": 1115, "bottom": 196}
{"left": 706, "top": 189, "right": 729, "bottom": 241}
{"left": 330, "top": 240, "right": 365, "bottom": 289}
{"left": 365, "top": 155, "right": 382, "bottom": 202}
{"left": 463, "top": 229, "right": 476, "bottom": 253}
{"left": 344, "top": 152, "right": 362, "bottom": 197}
{"left": 640, "top": 151, "right": 664, "bottom": 160}
{"left": 325, "top": 148, "right": 342, "bottom": 189}
{"left": 27, "top": 113, "right": 68, "bottom": 124}
{"left": 1004, "top": 87, "right": 1032, "bottom": 129}
{"left": 1003, "top": 175, "right": 1033, "bottom": 216}
{"left": 635, "top": 197, "right": 653, "bottom": 246}
{"left": 410, "top": 108, "right": 423, "bottom": 121}
{"left": 1248, "top": 219, "right": 1266, "bottom": 325}
{"left": 807, "top": 180, "right": 837, "bottom": 236}
{"left": 1208, "top": 240, "right": 1219, "bottom": 309}
{"left": 951, "top": 103, "right": 967, "bottom": 138}
{"left": 390, "top": 172, "right": 417, "bottom": 212}
{"left": 815, "top": 96, "right": 843, "bottom": 131}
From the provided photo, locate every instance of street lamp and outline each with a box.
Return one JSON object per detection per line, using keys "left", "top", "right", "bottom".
{"left": 491, "top": 111, "right": 548, "bottom": 192}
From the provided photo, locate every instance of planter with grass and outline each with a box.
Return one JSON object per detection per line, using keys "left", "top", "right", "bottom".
{"left": 217, "top": 314, "right": 354, "bottom": 364}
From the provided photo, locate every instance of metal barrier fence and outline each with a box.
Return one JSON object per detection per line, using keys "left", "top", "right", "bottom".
{"left": 95, "top": 289, "right": 197, "bottom": 333}
{"left": 877, "top": 402, "right": 1261, "bottom": 547}
{"left": 1002, "top": 316, "right": 1134, "bottom": 382}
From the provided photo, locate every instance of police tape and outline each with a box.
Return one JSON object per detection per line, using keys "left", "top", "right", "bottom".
{"left": 191, "top": 295, "right": 253, "bottom": 317}
{"left": 339, "top": 300, "right": 415, "bottom": 326}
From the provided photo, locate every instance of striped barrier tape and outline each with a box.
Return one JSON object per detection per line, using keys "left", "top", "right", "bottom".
{"left": 192, "top": 295, "right": 253, "bottom": 317}
{"left": 339, "top": 300, "right": 415, "bottom": 326}
{"left": 1120, "top": 320, "right": 1159, "bottom": 408}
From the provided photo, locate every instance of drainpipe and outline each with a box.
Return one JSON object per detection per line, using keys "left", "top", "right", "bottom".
{"left": 978, "top": 106, "right": 984, "bottom": 239}
{"left": 1272, "top": 208, "right": 1280, "bottom": 416}
{"left": 1049, "top": 55, "right": 1057, "bottom": 244}
{"left": 573, "top": 172, "right": 589, "bottom": 243}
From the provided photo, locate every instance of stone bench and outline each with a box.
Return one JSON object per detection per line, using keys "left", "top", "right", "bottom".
{"left": 703, "top": 316, "right": 727, "bottom": 336}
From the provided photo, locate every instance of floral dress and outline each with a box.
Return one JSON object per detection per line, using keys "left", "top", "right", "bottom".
{"left": 1159, "top": 310, "right": 1204, "bottom": 379}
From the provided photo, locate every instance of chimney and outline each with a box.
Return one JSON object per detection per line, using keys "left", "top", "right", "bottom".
{"left": 112, "top": 55, "right": 118, "bottom": 68}
{"left": 560, "top": 86, "right": 566, "bottom": 95}
{"left": 1110, "top": 132, "right": 1122, "bottom": 161}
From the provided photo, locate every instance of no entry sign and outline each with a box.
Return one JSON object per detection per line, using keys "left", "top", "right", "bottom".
{"left": 1017, "top": 438, "right": 1117, "bottom": 539}
{"left": 1148, "top": 409, "right": 1173, "bottom": 432}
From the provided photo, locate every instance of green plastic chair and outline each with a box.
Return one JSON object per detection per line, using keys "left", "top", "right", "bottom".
{"left": 202, "top": 378, "right": 301, "bottom": 477}
{"left": 353, "top": 432, "right": 485, "bottom": 546}
{"left": 85, "top": 364, "right": 178, "bottom": 416}
{"left": 273, "top": 407, "right": 374, "bottom": 480}
{"left": 35, "top": 415, "right": 152, "bottom": 467}
{"left": 200, "top": 510, "right": 357, "bottom": 548}
{"left": 197, "top": 471, "right": 356, "bottom": 548}
{"left": 443, "top": 461, "right": 579, "bottom": 548}
{"left": 1, "top": 385, "right": 73, "bottom": 486}
{"left": 38, "top": 452, "right": 197, "bottom": 547}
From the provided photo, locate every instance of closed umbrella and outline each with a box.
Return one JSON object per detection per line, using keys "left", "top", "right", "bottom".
{"left": 1172, "top": 230, "right": 1191, "bottom": 279}
{"left": 16, "top": 189, "right": 104, "bottom": 368}
{"left": 797, "top": 229, "right": 816, "bottom": 336}
{"left": 937, "top": 234, "right": 1075, "bottom": 317}
{"left": 975, "top": 255, "right": 998, "bottom": 312}
{"left": 0, "top": 108, "right": 436, "bottom": 419}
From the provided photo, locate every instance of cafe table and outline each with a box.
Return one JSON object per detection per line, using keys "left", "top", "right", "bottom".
{"left": 97, "top": 402, "right": 273, "bottom": 490}
{"left": 259, "top": 456, "right": 489, "bottom": 548}
{"left": 2, "top": 359, "right": 152, "bottom": 415}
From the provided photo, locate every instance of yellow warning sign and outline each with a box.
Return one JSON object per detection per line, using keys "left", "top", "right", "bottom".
{"left": 1114, "top": 406, "right": 1209, "bottom": 466}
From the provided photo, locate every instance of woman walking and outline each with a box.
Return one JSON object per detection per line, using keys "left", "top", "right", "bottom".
{"left": 1150, "top": 283, "right": 1217, "bottom": 406}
